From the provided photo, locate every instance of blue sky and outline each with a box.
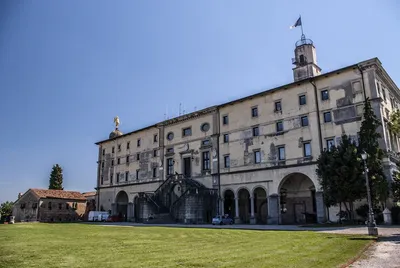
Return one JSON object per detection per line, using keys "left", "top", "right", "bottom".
{"left": 0, "top": 0, "right": 399, "bottom": 203}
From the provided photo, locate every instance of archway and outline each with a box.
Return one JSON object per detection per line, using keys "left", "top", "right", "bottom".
{"left": 279, "top": 173, "right": 316, "bottom": 225}
{"left": 115, "top": 191, "right": 129, "bottom": 222}
{"left": 253, "top": 187, "right": 267, "bottom": 224}
{"left": 238, "top": 188, "right": 250, "bottom": 223}
{"left": 223, "top": 189, "right": 235, "bottom": 218}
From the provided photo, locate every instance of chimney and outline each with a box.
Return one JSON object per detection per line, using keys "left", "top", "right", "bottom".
{"left": 18, "top": 192, "right": 23, "bottom": 199}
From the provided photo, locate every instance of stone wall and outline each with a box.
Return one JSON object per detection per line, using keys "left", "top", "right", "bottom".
{"left": 37, "top": 198, "right": 86, "bottom": 222}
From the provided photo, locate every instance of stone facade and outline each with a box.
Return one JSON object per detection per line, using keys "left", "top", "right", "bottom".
{"left": 95, "top": 38, "right": 400, "bottom": 224}
{"left": 12, "top": 189, "right": 87, "bottom": 222}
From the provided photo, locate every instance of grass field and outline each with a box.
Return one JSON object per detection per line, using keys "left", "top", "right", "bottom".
{"left": 0, "top": 223, "right": 373, "bottom": 268}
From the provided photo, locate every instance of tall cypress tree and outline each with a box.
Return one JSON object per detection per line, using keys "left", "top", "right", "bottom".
{"left": 49, "top": 164, "right": 64, "bottom": 190}
{"left": 358, "top": 98, "right": 388, "bottom": 207}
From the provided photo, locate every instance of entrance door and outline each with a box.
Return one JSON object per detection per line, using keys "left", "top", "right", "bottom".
{"left": 294, "top": 203, "right": 306, "bottom": 224}
{"left": 183, "top": 157, "right": 191, "bottom": 178}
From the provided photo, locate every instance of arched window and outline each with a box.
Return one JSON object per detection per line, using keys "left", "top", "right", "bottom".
{"left": 299, "top": 55, "right": 305, "bottom": 64}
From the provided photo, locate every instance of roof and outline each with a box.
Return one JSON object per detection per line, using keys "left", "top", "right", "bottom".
{"left": 82, "top": 191, "right": 96, "bottom": 198}
{"left": 95, "top": 57, "right": 388, "bottom": 145}
{"left": 30, "top": 189, "right": 87, "bottom": 201}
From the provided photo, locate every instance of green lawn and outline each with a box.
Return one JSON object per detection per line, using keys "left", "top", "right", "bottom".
{"left": 0, "top": 223, "right": 373, "bottom": 268}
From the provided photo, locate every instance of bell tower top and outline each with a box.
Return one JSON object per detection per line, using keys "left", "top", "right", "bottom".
{"left": 289, "top": 16, "right": 321, "bottom": 81}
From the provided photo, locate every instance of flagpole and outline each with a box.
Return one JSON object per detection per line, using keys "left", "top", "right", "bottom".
{"left": 300, "top": 15, "right": 304, "bottom": 39}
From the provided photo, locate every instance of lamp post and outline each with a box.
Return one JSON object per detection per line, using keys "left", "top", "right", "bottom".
{"left": 361, "top": 152, "right": 378, "bottom": 236}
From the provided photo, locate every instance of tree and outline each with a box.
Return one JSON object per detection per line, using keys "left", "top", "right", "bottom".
{"left": 358, "top": 98, "right": 389, "bottom": 207}
{"left": 49, "top": 164, "right": 64, "bottom": 190}
{"left": 0, "top": 201, "right": 14, "bottom": 218}
{"left": 392, "top": 165, "right": 400, "bottom": 202}
{"left": 316, "top": 134, "right": 365, "bottom": 220}
{"left": 388, "top": 109, "right": 400, "bottom": 136}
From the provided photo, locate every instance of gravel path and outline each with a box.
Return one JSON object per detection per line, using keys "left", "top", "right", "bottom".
{"left": 345, "top": 228, "right": 400, "bottom": 268}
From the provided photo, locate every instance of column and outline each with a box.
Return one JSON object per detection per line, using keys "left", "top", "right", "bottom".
{"left": 111, "top": 203, "right": 117, "bottom": 216}
{"left": 267, "top": 194, "right": 279, "bottom": 225}
{"left": 234, "top": 197, "right": 240, "bottom": 223}
{"left": 315, "top": 191, "right": 326, "bottom": 223}
{"left": 250, "top": 197, "right": 256, "bottom": 224}
{"left": 220, "top": 199, "right": 225, "bottom": 216}
{"left": 127, "top": 202, "right": 134, "bottom": 222}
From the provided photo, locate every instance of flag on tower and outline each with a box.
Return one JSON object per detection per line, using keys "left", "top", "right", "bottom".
{"left": 290, "top": 17, "right": 302, "bottom": 29}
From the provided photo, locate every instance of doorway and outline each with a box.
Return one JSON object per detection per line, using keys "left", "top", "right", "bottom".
{"left": 183, "top": 157, "right": 191, "bottom": 178}
{"left": 294, "top": 203, "right": 305, "bottom": 224}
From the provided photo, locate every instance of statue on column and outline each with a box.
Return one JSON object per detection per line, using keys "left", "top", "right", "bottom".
{"left": 114, "top": 116, "right": 120, "bottom": 129}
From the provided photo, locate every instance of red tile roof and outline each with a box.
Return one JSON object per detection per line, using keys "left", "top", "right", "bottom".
{"left": 82, "top": 191, "right": 96, "bottom": 198}
{"left": 30, "top": 189, "right": 86, "bottom": 201}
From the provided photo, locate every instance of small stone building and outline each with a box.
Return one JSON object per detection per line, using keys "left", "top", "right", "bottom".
{"left": 12, "top": 189, "right": 87, "bottom": 222}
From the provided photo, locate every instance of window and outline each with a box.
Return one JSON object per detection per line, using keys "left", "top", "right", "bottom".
{"left": 112, "top": 147, "right": 115, "bottom": 153}
{"left": 137, "top": 139, "right": 141, "bottom": 147}
{"left": 202, "top": 139, "right": 210, "bottom": 146}
{"left": 116, "top": 173, "right": 120, "bottom": 183}
{"left": 321, "top": 90, "right": 329, "bottom": 101}
{"left": 101, "top": 176, "right": 104, "bottom": 184}
{"left": 32, "top": 203, "right": 37, "bottom": 209}
{"left": 222, "top": 115, "right": 229, "bottom": 125}
{"left": 274, "top": 101, "right": 282, "bottom": 112}
{"left": 278, "top": 146, "right": 285, "bottom": 160}
{"left": 154, "top": 134, "right": 158, "bottom": 143}
{"left": 167, "top": 132, "right": 174, "bottom": 141}
{"left": 101, "top": 162, "right": 104, "bottom": 169}
{"left": 48, "top": 202, "right": 52, "bottom": 210}
{"left": 110, "top": 174, "right": 113, "bottom": 184}
{"left": 136, "top": 153, "right": 140, "bottom": 161}
{"left": 111, "top": 159, "right": 114, "bottom": 166}
{"left": 303, "top": 142, "right": 311, "bottom": 157}
{"left": 127, "top": 142, "right": 130, "bottom": 150}
{"left": 126, "top": 155, "right": 129, "bottom": 163}
{"left": 153, "top": 168, "right": 157, "bottom": 178}
{"left": 323, "top": 112, "right": 332, "bottom": 123}
{"left": 118, "top": 144, "right": 121, "bottom": 151}
{"left": 252, "top": 126, "right": 259, "bottom": 137}
{"left": 251, "top": 107, "right": 258, "bottom": 117}
{"left": 223, "top": 134, "right": 229, "bottom": 143}
{"left": 167, "top": 158, "right": 174, "bottom": 175}
{"left": 326, "top": 139, "right": 335, "bottom": 151}
{"left": 254, "top": 150, "right": 261, "bottom": 164}
{"left": 117, "top": 158, "right": 120, "bottom": 165}
{"left": 153, "top": 149, "right": 157, "bottom": 157}
{"left": 66, "top": 203, "right": 70, "bottom": 210}
{"left": 299, "top": 54, "right": 305, "bottom": 63}
{"left": 102, "top": 149, "right": 105, "bottom": 156}
{"left": 125, "top": 171, "right": 129, "bottom": 181}
{"left": 299, "top": 95, "right": 306, "bottom": 105}
{"left": 224, "top": 155, "right": 230, "bottom": 168}
{"left": 201, "top": 123, "right": 210, "bottom": 132}
{"left": 136, "top": 169, "right": 140, "bottom": 180}
{"left": 59, "top": 203, "right": 62, "bottom": 210}
{"left": 301, "top": 116, "right": 308, "bottom": 127}
{"left": 202, "top": 151, "right": 210, "bottom": 170}
{"left": 276, "top": 121, "right": 284, "bottom": 132}
{"left": 166, "top": 148, "right": 174, "bottom": 153}
{"left": 182, "top": 127, "right": 192, "bottom": 137}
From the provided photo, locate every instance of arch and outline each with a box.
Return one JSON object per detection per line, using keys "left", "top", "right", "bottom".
{"left": 253, "top": 187, "right": 268, "bottom": 224}
{"left": 237, "top": 188, "right": 251, "bottom": 224}
{"left": 223, "top": 188, "right": 235, "bottom": 198}
{"left": 115, "top": 191, "right": 129, "bottom": 222}
{"left": 223, "top": 189, "right": 235, "bottom": 219}
{"left": 279, "top": 173, "right": 316, "bottom": 225}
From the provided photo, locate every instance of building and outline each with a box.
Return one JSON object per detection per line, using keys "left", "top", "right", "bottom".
{"left": 12, "top": 189, "right": 87, "bottom": 222}
{"left": 95, "top": 35, "right": 400, "bottom": 224}
{"left": 82, "top": 191, "right": 97, "bottom": 220}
